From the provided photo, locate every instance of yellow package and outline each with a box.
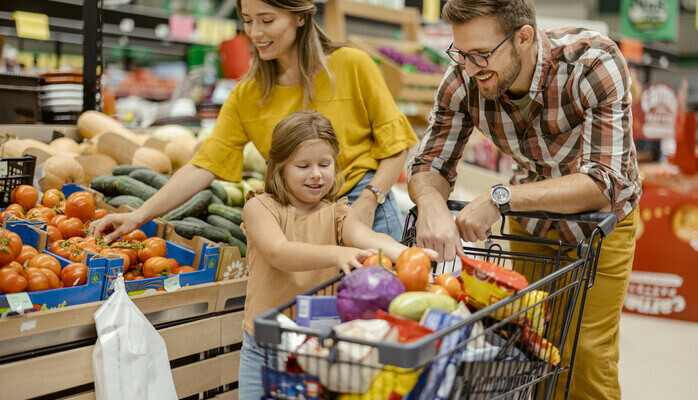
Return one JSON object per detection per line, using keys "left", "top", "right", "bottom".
{"left": 338, "top": 366, "right": 421, "bottom": 400}
{"left": 491, "top": 290, "right": 549, "bottom": 334}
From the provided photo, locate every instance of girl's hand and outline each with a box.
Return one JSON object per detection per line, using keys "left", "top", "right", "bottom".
{"left": 335, "top": 247, "right": 377, "bottom": 274}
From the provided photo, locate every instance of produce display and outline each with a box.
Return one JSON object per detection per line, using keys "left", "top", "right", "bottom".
{"left": 89, "top": 165, "right": 257, "bottom": 256}
{"left": 378, "top": 46, "right": 446, "bottom": 74}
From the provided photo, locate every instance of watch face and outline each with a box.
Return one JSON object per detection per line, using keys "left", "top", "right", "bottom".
{"left": 492, "top": 187, "right": 510, "bottom": 205}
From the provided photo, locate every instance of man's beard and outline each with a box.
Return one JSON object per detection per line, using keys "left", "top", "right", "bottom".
{"left": 476, "top": 46, "right": 522, "bottom": 100}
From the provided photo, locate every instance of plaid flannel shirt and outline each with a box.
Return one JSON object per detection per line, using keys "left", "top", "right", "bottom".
{"left": 409, "top": 27, "right": 642, "bottom": 243}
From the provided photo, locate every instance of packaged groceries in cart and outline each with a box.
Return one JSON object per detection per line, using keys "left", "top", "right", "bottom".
{"left": 255, "top": 200, "right": 617, "bottom": 400}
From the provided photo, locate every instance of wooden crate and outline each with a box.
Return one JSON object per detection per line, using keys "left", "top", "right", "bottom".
{"left": 323, "top": 0, "right": 421, "bottom": 42}
{"left": 0, "top": 280, "right": 246, "bottom": 400}
{"left": 348, "top": 35, "right": 444, "bottom": 123}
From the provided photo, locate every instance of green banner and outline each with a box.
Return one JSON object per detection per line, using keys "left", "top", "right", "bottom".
{"left": 620, "top": 0, "right": 678, "bottom": 41}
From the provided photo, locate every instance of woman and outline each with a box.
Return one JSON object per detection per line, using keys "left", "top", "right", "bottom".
{"left": 92, "top": 0, "right": 417, "bottom": 243}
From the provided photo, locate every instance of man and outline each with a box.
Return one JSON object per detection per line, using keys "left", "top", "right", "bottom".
{"left": 407, "top": 0, "right": 641, "bottom": 399}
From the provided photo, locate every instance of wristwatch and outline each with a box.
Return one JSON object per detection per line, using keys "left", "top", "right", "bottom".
{"left": 365, "top": 184, "right": 386, "bottom": 205}
{"left": 490, "top": 184, "right": 511, "bottom": 214}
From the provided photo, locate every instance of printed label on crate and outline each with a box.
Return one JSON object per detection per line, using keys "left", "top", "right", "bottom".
{"left": 624, "top": 271, "right": 686, "bottom": 315}
{"left": 164, "top": 274, "right": 181, "bottom": 292}
{"left": 0, "top": 161, "right": 7, "bottom": 176}
{"left": 6, "top": 292, "right": 33, "bottom": 312}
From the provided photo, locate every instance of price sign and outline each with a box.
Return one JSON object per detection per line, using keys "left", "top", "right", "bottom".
{"left": 13, "top": 11, "right": 50, "bottom": 41}
{"left": 7, "top": 293, "right": 33, "bottom": 312}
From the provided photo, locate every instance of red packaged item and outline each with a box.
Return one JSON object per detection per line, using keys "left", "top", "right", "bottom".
{"left": 375, "top": 309, "right": 435, "bottom": 343}
{"left": 520, "top": 326, "right": 560, "bottom": 366}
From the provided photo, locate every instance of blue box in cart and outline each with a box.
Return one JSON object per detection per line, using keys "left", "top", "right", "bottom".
{"left": 0, "top": 222, "right": 106, "bottom": 312}
{"left": 101, "top": 236, "right": 219, "bottom": 299}
{"left": 295, "top": 295, "right": 341, "bottom": 330}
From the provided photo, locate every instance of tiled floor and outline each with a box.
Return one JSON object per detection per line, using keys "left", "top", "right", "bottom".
{"left": 619, "top": 313, "right": 698, "bottom": 399}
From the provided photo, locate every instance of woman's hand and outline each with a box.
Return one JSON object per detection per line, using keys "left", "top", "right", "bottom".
{"left": 90, "top": 210, "right": 146, "bottom": 244}
{"left": 334, "top": 247, "right": 377, "bottom": 274}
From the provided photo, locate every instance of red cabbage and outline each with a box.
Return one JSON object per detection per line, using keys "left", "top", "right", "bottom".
{"left": 337, "top": 265, "right": 406, "bottom": 322}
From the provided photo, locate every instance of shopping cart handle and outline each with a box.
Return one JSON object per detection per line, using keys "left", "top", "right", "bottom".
{"left": 443, "top": 200, "right": 618, "bottom": 237}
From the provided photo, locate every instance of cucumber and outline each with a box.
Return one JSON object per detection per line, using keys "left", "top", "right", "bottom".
{"left": 114, "top": 176, "right": 158, "bottom": 200}
{"left": 207, "top": 203, "right": 242, "bottom": 225}
{"left": 210, "top": 194, "right": 224, "bottom": 205}
{"left": 107, "top": 195, "right": 145, "bottom": 209}
{"left": 171, "top": 219, "right": 232, "bottom": 243}
{"left": 112, "top": 165, "right": 150, "bottom": 175}
{"left": 208, "top": 181, "right": 229, "bottom": 204}
{"left": 207, "top": 214, "right": 246, "bottom": 243}
{"left": 128, "top": 169, "right": 170, "bottom": 189}
{"left": 228, "top": 236, "right": 247, "bottom": 257}
{"left": 90, "top": 174, "right": 121, "bottom": 196}
{"left": 162, "top": 190, "right": 214, "bottom": 221}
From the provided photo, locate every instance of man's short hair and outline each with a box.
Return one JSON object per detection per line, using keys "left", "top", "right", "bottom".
{"left": 442, "top": 0, "right": 537, "bottom": 37}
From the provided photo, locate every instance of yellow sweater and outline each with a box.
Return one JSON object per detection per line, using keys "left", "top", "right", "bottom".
{"left": 190, "top": 46, "right": 418, "bottom": 196}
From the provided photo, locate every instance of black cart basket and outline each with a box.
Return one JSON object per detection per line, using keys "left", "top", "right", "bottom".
{"left": 255, "top": 200, "right": 617, "bottom": 400}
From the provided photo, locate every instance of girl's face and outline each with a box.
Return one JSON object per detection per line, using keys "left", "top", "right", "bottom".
{"left": 240, "top": 0, "right": 304, "bottom": 62}
{"left": 282, "top": 140, "right": 336, "bottom": 211}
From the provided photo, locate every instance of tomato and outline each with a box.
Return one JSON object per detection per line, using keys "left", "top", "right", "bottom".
{"left": 110, "top": 241, "right": 139, "bottom": 265}
{"left": 396, "top": 247, "right": 432, "bottom": 274}
{"left": 25, "top": 269, "right": 49, "bottom": 292}
{"left": 76, "top": 236, "right": 104, "bottom": 252}
{"left": 11, "top": 185, "right": 39, "bottom": 210}
{"left": 61, "top": 263, "right": 88, "bottom": 286}
{"left": 2, "top": 208, "right": 24, "bottom": 220}
{"left": 100, "top": 248, "right": 131, "bottom": 271}
{"left": 138, "top": 237, "right": 167, "bottom": 263}
{"left": 173, "top": 265, "right": 196, "bottom": 274}
{"left": 46, "top": 226, "right": 63, "bottom": 244}
{"left": 427, "top": 284, "right": 450, "bottom": 296}
{"left": 39, "top": 268, "right": 61, "bottom": 289}
{"left": 362, "top": 253, "right": 393, "bottom": 270}
{"left": 122, "top": 229, "right": 147, "bottom": 242}
{"left": 25, "top": 208, "right": 49, "bottom": 223}
{"left": 16, "top": 245, "right": 39, "bottom": 265}
{"left": 41, "top": 188, "right": 65, "bottom": 208}
{"left": 167, "top": 258, "right": 179, "bottom": 271}
{"left": 396, "top": 260, "right": 429, "bottom": 292}
{"left": 6, "top": 203, "right": 26, "bottom": 216}
{"left": 27, "top": 254, "right": 62, "bottom": 277}
{"left": 65, "top": 192, "right": 95, "bottom": 222}
{"left": 58, "top": 217, "right": 86, "bottom": 238}
{"left": 132, "top": 275, "right": 145, "bottom": 280}
{"left": 0, "top": 268, "right": 28, "bottom": 293}
{"left": 49, "top": 214, "right": 68, "bottom": 227}
{"left": 434, "top": 274, "right": 462, "bottom": 300}
{"left": 0, "top": 229, "right": 22, "bottom": 265}
{"left": 123, "top": 270, "right": 141, "bottom": 281}
{"left": 1, "top": 262, "right": 24, "bottom": 274}
{"left": 68, "top": 249, "right": 85, "bottom": 263}
{"left": 142, "top": 256, "right": 171, "bottom": 278}
{"left": 49, "top": 240, "right": 72, "bottom": 259}
{"left": 93, "top": 208, "right": 108, "bottom": 219}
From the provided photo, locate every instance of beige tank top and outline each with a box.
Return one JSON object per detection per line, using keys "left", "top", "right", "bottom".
{"left": 240, "top": 191, "right": 350, "bottom": 335}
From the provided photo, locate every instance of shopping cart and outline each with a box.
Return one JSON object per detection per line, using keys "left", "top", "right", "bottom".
{"left": 255, "top": 200, "right": 617, "bottom": 400}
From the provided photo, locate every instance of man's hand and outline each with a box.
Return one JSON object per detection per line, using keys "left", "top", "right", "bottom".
{"left": 415, "top": 198, "right": 463, "bottom": 262}
{"left": 455, "top": 191, "right": 501, "bottom": 243}
{"left": 351, "top": 192, "right": 377, "bottom": 227}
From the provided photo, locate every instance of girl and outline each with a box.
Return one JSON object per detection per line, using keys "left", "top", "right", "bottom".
{"left": 239, "top": 110, "right": 430, "bottom": 400}
{"left": 91, "top": 0, "right": 417, "bottom": 244}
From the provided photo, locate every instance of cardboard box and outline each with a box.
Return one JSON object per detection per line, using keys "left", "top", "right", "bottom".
{"left": 101, "top": 236, "right": 219, "bottom": 298}
{"left": 295, "top": 295, "right": 341, "bottom": 330}
{"left": 0, "top": 222, "right": 105, "bottom": 312}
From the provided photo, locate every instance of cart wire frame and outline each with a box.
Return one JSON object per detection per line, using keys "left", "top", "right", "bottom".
{"left": 255, "top": 200, "right": 617, "bottom": 400}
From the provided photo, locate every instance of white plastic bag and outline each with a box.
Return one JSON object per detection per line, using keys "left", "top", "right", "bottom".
{"left": 92, "top": 276, "right": 178, "bottom": 400}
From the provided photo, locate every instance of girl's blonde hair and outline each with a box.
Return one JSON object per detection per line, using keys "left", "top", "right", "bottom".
{"left": 265, "top": 110, "right": 345, "bottom": 205}
{"left": 236, "top": 0, "right": 342, "bottom": 107}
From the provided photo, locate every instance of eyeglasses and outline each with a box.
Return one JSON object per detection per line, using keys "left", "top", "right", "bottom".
{"left": 446, "top": 27, "right": 521, "bottom": 68}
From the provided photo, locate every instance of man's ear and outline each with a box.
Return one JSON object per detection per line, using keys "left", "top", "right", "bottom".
{"left": 517, "top": 25, "right": 535, "bottom": 48}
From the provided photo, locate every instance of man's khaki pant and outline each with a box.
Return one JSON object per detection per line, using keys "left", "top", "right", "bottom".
{"left": 508, "top": 208, "right": 638, "bottom": 400}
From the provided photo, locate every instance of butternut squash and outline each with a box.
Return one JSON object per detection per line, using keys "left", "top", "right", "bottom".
{"left": 164, "top": 142, "right": 192, "bottom": 171}
{"left": 95, "top": 132, "right": 139, "bottom": 165}
{"left": 49, "top": 137, "right": 80, "bottom": 155}
{"left": 38, "top": 155, "right": 85, "bottom": 191}
{"left": 131, "top": 147, "right": 172, "bottom": 174}
{"left": 77, "top": 110, "right": 141, "bottom": 142}
{"left": 75, "top": 154, "right": 118, "bottom": 184}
